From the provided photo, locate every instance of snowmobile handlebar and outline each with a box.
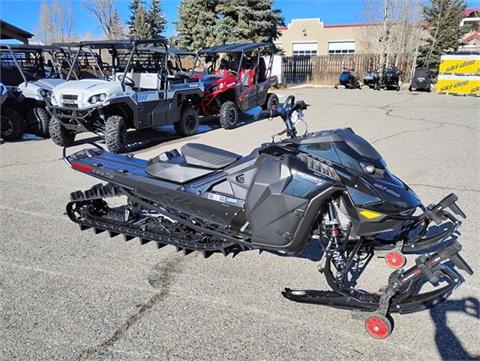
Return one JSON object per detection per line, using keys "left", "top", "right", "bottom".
{"left": 254, "top": 96, "right": 310, "bottom": 139}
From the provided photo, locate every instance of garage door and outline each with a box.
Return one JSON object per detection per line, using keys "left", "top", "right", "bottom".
{"left": 292, "top": 42, "right": 317, "bottom": 56}
{"left": 328, "top": 41, "right": 355, "bottom": 55}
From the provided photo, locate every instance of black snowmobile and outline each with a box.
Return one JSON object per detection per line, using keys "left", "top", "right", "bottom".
{"left": 335, "top": 69, "right": 361, "bottom": 89}
{"left": 63, "top": 96, "right": 472, "bottom": 338}
{"left": 409, "top": 68, "right": 433, "bottom": 92}
{"left": 363, "top": 70, "right": 380, "bottom": 90}
{"left": 381, "top": 66, "right": 401, "bottom": 91}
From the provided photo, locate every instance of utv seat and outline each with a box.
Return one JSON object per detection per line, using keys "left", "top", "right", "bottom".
{"left": 181, "top": 143, "right": 241, "bottom": 170}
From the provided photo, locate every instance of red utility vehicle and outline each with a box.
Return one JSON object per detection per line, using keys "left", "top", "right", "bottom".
{"left": 194, "top": 42, "right": 279, "bottom": 129}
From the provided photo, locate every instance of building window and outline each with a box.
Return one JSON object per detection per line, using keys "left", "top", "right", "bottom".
{"left": 292, "top": 42, "right": 317, "bottom": 57}
{"left": 328, "top": 41, "right": 355, "bottom": 55}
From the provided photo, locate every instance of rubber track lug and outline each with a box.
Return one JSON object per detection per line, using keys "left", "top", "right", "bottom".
{"left": 176, "top": 246, "right": 183, "bottom": 253}
{"left": 140, "top": 238, "right": 151, "bottom": 245}
{"left": 108, "top": 231, "right": 119, "bottom": 238}
{"left": 156, "top": 242, "right": 167, "bottom": 249}
{"left": 183, "top": 248, "right": 194, "bottom": 256}
{"left": 202, "top": 250, "right": 213, "bottom": 258}
{"left": 79, "top": 225, "right": 91, "bottom": 231}
{"left": 123, "top": 234, "right": 135, "bottom": 241}
{"left": 93, "top": 228, "right": 106, "bottom": 234}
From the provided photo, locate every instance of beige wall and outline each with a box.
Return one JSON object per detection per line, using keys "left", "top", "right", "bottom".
{"left": 277, "top": 18, "right": 380, "bottom": 56}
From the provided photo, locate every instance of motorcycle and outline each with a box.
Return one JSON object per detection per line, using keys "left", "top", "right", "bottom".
{"left": 63, "top": 96, "right": 472, "bottom": 338}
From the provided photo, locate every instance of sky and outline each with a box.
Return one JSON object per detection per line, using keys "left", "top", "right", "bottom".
{"left": 1, "top": 0, "right": 480, "bottom": 39}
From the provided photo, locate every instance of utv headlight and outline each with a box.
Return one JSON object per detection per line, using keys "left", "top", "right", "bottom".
{"left": 39, "top": 89, "right": 50, "bottom": 98}
{"left": 88, "top": 93, "right": 107, "bottom": 104}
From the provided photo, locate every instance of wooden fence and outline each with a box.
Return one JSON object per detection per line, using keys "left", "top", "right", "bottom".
{"left": 282, "top": 54, "right": 414, "bottom": 85}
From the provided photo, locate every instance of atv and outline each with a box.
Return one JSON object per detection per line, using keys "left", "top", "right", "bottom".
{"left": 194, "top": 42, "right": 279, "bottom": 129}
{"left": 363, "top": 69, "right": 381, "bottom": 90}
{"left": 0, "top": 81, "right": 25, "bottom": 141}
{"left": 409, "top": 67, "right": 433, "bottom": 92}
{"left": 62, "top": 95, "right": 472, "bottom": 338}
{"left": 335, "top": 68, "right": 361, "bottom": 89}
{"left": 0, "top": 44, "right": 74, "bottom": 138}
{"left": 48, "top": 39, "right": 204, "bottom": 153}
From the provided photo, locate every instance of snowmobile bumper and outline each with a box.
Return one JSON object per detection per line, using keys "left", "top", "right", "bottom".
{"left": 283, "top": 239, "right": 473, "bottom": 314}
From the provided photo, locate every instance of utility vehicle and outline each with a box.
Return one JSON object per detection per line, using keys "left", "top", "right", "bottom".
{"left": 63, "top": 96, "right": 472, "bottom": 338}
{"left": 0, "top": 81, "right": 25, "bottom": 141}
{"left": 0, "top": 44, "right": 74, "bottom": 138}
{"left": 194, "top": 42, "right": 279, "bottom": 129}
{"left": 48, "top": 39, "right": 204, "bottom": 153}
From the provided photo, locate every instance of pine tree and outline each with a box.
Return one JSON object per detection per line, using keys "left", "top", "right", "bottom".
{"left": 174, "top": 0, "right": 284, "bottom": 50}
{"left": 417, "top": 0, "right": 467, "bottom": 68}
{"left": 109, "top": 10, "right": 124, "bottom": 40}
{"left": 127, "top": 0, "right": 142, "bottom": 35}
{"left": 148, "top": 0, "right": 167, "bottom": 38}
{"left": 132, "top": 3, "right": 151, "bottom": 39}
{"left": 215, "top": 0, "right": 284, "bottom": 44}
{"left": 174, "top": 0, "right": 219, "bottom": 50}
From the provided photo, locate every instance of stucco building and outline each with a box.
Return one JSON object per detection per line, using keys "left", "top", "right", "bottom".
{"left": 276, "top": 18, "right": 380, "bottom": 56}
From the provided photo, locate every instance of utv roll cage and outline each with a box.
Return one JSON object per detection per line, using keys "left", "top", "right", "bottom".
{"left": 0, "top": 44, "right": 75, "bottom": 86}
{"left": 66, "top": 38, "right": 169, "bottom": 87}
{"left": 197, "top": 42, "right": 278, "bottom": 81}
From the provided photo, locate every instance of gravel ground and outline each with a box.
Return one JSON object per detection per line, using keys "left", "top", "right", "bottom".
{"left": 0, "top": 88, "right": 479, "bottom": 360}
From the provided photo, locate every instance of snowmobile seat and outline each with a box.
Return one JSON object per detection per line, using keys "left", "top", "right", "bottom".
{"left": 145, "top": 161, "right": 214, "bottom": 184}
{"left": 181, "top": 143, "right": 241, "bottom": 170}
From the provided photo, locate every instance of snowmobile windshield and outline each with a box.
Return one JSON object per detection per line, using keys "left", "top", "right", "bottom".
{"left": 297, "top": 129, "right": 386, "bottom": 174}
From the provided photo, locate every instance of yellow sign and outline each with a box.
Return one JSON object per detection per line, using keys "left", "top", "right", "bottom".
{"left": 436, "top": 75, "right": 480, "bottom": 96}
{"left": 439, "top": 55, "right": 480, "bottom": 75}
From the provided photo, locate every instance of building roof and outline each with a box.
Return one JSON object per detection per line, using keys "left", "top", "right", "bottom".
{"left": 463, "top": 8, "right": 480, "bottom": 17}
{"left": 0, "top": 20, "right": 34, "bottom": 43}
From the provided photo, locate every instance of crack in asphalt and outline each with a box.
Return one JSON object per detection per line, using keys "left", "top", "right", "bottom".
{"left": 76, "top": 255, "right": 186, "bottom": 361}
{"left": 0, "top": 158, "right": 60, "bottom": 169}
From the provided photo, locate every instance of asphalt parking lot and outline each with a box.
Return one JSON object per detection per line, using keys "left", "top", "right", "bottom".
{"left": 1, "top": 88, "right": 479, "bottom": 360}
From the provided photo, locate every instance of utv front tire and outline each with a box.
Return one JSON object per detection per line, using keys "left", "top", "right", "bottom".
{"left": 1, "top": 108, "right": 24, "bottom": 141}
{"left": 27, "top": 107, "right": 50, "bottom": 137}
{"left": 262, "top": 93, "right": 279, "bottom": 111}
{"left": 105, "top": 115, "right": 127, "bottom": 153}
{"left": 174, "top": 106, "right": 199, "bottom": 136}
{"left": 49, "top": 115, "right": 75, "bottom": 146}
{"left": 219, "top": 101, "right": 239, "bottom": 129}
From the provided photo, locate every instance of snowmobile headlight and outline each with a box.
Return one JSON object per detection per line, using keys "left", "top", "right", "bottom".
{"left": 361, "top": 162, "right": 376, "bottom": 174}
{"left": 359, "top": 209, "right": 383, "bottom": 220}
{"left": 88, "top": 93, "right": 107, "bottom": 104}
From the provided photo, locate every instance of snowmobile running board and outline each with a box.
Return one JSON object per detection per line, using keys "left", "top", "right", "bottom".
{"left": 283, "top": 239, "right": 473, "bottom": 314}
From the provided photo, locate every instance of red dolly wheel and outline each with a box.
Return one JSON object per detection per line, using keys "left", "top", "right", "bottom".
{"left": 365, "top": 314, "right": 393, "bottom": 339}
{"left": 385, "top": 251, "right": 406, "bottom": 269}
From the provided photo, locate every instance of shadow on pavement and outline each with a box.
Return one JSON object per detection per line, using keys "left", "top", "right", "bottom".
{"left": 430, "top": 297, "right": 480, "bottom": 360}
{"left": 64, "top": 111, "right": 262, "bottom": 154}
